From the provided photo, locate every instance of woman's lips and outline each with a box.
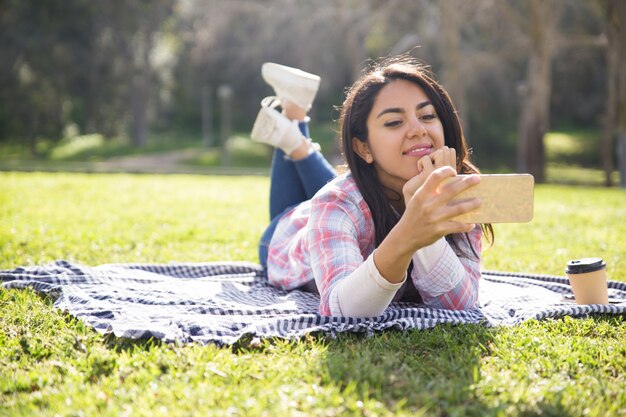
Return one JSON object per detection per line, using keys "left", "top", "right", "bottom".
{"left": 403, "top": 145, "right": 432, "bottom": 158}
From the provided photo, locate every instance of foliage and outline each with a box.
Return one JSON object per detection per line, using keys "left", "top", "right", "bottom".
{"left": 0, "top": 0, "right": 173, "bottom": 144}
{"left": 1, "top": 172, "right": 625, "bottom": 416}
{"left": 0, "top": 0, "right": 612, "bottom": 171}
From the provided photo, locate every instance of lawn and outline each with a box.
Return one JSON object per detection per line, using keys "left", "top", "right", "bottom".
{"left": 1, "top": 171, "right": 626, "bottom": 416}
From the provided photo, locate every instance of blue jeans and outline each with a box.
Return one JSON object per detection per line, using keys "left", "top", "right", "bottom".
{"left": 258, "top": 122, "right": 337, "bottom": 268}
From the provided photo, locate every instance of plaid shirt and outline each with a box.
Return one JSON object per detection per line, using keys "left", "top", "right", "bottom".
{"left": 267, "top": 172, "right": 482, "bottom": 316}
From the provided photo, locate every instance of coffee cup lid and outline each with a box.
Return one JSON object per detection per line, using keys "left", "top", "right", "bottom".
{"left": 566, "top": 258, "right": 606, "bottom": 274}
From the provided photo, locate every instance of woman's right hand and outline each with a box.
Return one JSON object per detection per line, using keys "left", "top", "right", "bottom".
{"left": 399, "top": 166, "right": 481, "bottom": 251}
{"left": 373, "top": 166, "right": 480, "bottom": 284}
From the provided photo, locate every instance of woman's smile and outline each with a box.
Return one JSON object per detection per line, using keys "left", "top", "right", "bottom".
{"left": 403, "top": 144, "right": 433, "bottom": 158}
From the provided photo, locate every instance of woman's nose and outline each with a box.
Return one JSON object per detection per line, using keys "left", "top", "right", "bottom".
{"left": 407, "top": 117, "right": 427, "bottom": 138}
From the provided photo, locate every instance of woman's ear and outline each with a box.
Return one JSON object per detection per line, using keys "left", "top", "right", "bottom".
{"left": 352, "top": 137, "right": 374, "bottom": 164}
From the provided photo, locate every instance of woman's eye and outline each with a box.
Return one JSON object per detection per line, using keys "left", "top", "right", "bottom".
{"left": 384, "top": 120, "right": 402, "bottom": 127}
{"left": 421, "top": 113, "right": 437, "bottom": 121}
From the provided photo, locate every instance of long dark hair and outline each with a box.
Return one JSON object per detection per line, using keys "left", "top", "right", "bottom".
{"left": 338, "top": 56, "right": 494, "bottom": 256}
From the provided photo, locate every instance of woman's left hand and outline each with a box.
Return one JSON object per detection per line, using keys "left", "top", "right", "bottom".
{"left": 403, "top": 146, "right": 456, "bottom": 203}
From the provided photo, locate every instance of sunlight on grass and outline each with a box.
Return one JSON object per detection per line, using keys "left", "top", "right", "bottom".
{"left": 545, "top": 132, "right": 586, "bottom": 157}
{"left": 49, "top": 134, "right": 107, "bottom": 160}
{"left": 482, "top": 184, "right": 626, "bottom": 278}
{"left": 0, "top": 173, "right": 268, "bottom": 267}
{"left": 544, "top": 129, "right": 602, "bottom": 167}
{"left": 3, "top": 127, "right": 622, "bottom": 188}
{"left": 546, "top": 163, "right": 620, "bottom": 186}
{"left": 474, "top": 316, "right": 626, "bottom": 416}
{"left": 184, "top": 136, "right": 271, "bottom": 168}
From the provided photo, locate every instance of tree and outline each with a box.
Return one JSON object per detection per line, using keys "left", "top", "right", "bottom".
{"left": 515, "top": 0, "right": 563, "bottom": 182}
{"left": 116, "top": 1, "right": 172, "bottom": 147}
{"left": 439, "top": 0, "right": 468, "bottom": 136}
{"left": 0, "top": 0, "right": 614, "bottom": 169}
{"left": 602, "top": 0, "right": 626, "bottom": 187}
{"left": 0, "top": 0, "right": 97, "bottom": 153}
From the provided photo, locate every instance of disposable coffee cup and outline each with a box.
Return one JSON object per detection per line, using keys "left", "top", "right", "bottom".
{"left": 565, "top": 258, "right": 609, "bottom": 305}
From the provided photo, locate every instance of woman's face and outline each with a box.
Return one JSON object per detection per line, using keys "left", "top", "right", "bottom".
{"left": 355, "top": 79, "right": 445, "bottom": 195}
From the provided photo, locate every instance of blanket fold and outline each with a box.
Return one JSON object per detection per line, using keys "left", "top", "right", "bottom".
{"left": 2, "top": 260, "right": 625, "bottom": 345}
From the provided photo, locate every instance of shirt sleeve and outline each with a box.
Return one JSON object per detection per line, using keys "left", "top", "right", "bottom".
{"left": 410, "top": 226, "right": 482, "bottom": 309}
{"left": 335, "top": 252, "right": 405, "bottom": 317}
{"left": 306, "top": 185, "right": 385, "bottom": 317}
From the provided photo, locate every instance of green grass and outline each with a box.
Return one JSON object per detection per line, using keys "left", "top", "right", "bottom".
{"left": 482, "top": 185, "right": 626, "bottom": 277}
{"left": 542, "top": 130, "right": 623, "bottom": 186}
{"left": 0, "top": 129, "right": 201, "bottom": 161}
{"left": 0, "top": 173, "right": 267, "bottom": 266}
{"left": 0, "top": 124, "right": 339, "bottom": 171}
{"left": 183, "top": 135, "right": 272, "bottom": 168}
{"left": 1, "top": 172, "right": 626, "bottom": 416}
{"left": 544, "top": 130, "right": 602, "bottom": 167}
{"left": 2, "top": 126, "right": 622, "bottom": 188}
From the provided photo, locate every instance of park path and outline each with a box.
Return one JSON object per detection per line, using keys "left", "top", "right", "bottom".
{"left": 1, "top": 147, "right": 343, "bottom": 175}
{"left": 100, "top": 147, "right": 345, "bottom": 174}
{"left": 99, "top": 149, "right": 199, "bottom": 172}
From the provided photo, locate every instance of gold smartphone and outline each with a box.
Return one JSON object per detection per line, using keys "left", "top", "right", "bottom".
{"left": 442, "top": 174, "right": 534, "bottom": 223}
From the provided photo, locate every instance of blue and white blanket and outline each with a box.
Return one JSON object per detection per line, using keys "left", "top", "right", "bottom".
{"left": 2, "top": 260, "right": 626, "bottom": 346}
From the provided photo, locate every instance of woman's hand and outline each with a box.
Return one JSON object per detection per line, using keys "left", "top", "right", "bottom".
{"left": 418, "top": 145, "right": 456, "bottom": 173}
{"left": 402, "top": 146, "right": 456, "bottom": 203}
{"left": 373, "top": 166, "right": 480, "bottom": 284}
{"left": 399, "top": 166, "right": 481, "bottom": 251}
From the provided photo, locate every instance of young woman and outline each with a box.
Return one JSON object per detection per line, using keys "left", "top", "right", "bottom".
{"left": 251, "top": 58, "right": 492, "bottom": 318}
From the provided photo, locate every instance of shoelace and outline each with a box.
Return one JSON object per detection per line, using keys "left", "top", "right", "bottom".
{"left": 260, "top": 95, "right": 312, "bottom": 123}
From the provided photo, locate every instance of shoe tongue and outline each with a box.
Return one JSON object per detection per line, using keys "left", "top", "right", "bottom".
{"left": 261, "top": 96, "right": 281, "bottom": 109}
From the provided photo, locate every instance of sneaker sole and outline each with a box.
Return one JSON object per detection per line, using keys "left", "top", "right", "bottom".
{"left": 262, "top": 63, "right": 321, "bottom": 94}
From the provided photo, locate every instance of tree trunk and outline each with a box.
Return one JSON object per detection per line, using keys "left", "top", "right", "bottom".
{"left": 440, "top": 0, "right": 469, "bottom": 139}
{"left": 129, "top": 29, "right": 151, "bottom": 148}
{"left": 603, "top": 0, "right": 626, "bottom": 187}
{"left": 602, "top": 26, "right": 617, "bottom": 186}
{"left": 218, "top": 84, "right": 233, "bottom": 166}
{"left": 130, "top": 71, "right": 148, "bottom": 148}
{"left": 202, "top": 85, "right": 213, "bottom": 147}
{"left": 28, "top": 113, "right": 38, "bottom": 157}
{"left": 516, "top": 0, "right": 557, "bottom": 183}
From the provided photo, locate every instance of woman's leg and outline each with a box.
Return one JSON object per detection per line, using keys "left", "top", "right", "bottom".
{"left": 267, "top": 120, "right": 336, "bottom": 218}
{"left": 253, "top": 62, "right": 323, "bottom": 268}
{"left": 259, "top": 121, "right": 336, "bottom": 268}
{"left": 268, "top": 147, "right": 307, "bottom": 219}
{"left": 292, "top": 143, "right": 337, "bottom": 199}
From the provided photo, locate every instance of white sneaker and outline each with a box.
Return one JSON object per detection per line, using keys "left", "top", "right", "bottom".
{"left": 261, "top": 63, "right": 321, "bottom": 110}
{"left": 250, "top": 97, "right": 304, "bottom": 155}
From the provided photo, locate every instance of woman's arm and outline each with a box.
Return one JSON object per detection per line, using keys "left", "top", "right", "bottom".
{"left": 335, "top": 252, "right": 405, "bottom": 317}
{"left": 308, "top": 169, "right": 481, "bottom": 317}
{"left": 307, "top": 182, "right": 405, "bottom": 317}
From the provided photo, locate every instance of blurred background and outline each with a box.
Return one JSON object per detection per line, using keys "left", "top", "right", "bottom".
{"left": 1, "top": 0, "right": 624, "bottom": 186}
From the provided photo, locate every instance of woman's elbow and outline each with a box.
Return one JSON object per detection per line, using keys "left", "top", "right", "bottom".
{"left": 428, "top": 282, "right": 480, "bottom": 310}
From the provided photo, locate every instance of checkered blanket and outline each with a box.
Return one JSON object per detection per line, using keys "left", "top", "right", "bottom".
{"left": 2, "top": 260, "right": 626, "bottom": 346}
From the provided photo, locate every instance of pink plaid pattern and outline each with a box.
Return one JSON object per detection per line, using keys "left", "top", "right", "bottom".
{"left": 267, "top": 173, "right": 482, "bottom": 316}
{"left": 412, "top": 229, "right": 482, "bottom": 309}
